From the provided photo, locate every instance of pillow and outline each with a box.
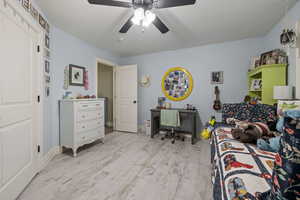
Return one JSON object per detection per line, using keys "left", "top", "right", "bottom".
{"left": 277, "top": 100, "right": 300, "bottom": 116}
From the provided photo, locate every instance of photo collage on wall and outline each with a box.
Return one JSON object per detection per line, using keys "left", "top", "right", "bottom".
{"left": 164, "top": 70, "right": 190, "bottom": 98}
{"left": 19, "top": 0, "right": 51, "bottom": 98}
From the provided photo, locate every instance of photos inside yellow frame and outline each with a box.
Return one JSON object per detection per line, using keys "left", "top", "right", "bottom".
{"left": 161, "top": 67, "right": 194, "bottom": 101}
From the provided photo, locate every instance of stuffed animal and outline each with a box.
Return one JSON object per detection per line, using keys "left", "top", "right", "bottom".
{"left": 201, "top": 116, "right": 216, "bottom": 139}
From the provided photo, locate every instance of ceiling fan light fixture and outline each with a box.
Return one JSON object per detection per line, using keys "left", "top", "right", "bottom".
{"left": 131, "top": 16, "right": 141, "bottom": 25}
{"left": 134, "top": 7, "right": 144, "bottom": 20}
{"left": 144, "top": 10, "right": 156, "bottom": 25}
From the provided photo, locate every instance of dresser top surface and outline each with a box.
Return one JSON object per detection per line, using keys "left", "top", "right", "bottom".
{"left": 60, "top": 98, "right": 105, "bottom": 102}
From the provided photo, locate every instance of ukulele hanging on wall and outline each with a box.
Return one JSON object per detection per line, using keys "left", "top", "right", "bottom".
{"left": 213, "top": 86, "right": 222, "bottom": 111}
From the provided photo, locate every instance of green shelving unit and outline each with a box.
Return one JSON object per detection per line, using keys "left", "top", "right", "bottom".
{"left": 248, "top": 64, "right": 287, "bottom": 105}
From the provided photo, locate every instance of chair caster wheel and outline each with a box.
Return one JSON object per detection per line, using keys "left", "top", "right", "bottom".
{"left": 161, "top": 138, "right": 164, "bottom": 140}
{"left": 172, "top": 141, "right": 175, "bottom": 144}
{"left": 182, "top": 138, "right": 185, "bottom": 141}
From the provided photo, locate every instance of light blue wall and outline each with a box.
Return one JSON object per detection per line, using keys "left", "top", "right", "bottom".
{"left": 37, "top": 0, "right": 300, "bottom": 154}
{"left": 120, "top": 38, "right": 265, "bottom": 125}
{"left": 46, "top": 27, "right": 119, "bottom": 153}
{"left": 261, "top": 1, "right": 300, "bottom": 87}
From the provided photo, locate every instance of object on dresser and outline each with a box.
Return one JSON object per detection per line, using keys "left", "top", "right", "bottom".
{"left": 63, "top": 91, "right": 73, "bottom": 99}
{"left": 259, "top": 49, "right": 288, "bottom": 66}
{"left": 59, "top": 99, "right": 105, "bottom": 157}
{"left": 250, "top": 79, "right": 262, "bottom": 91}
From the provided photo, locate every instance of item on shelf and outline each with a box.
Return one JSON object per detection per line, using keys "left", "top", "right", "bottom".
{"left": 259, "top": 49, "right": 288, "bottom": 66}
{"left": 250, "top": 79, "right": 262, "bottom": 91}
{"left": 250, "top": 56, "right": 261, "bottom": 69}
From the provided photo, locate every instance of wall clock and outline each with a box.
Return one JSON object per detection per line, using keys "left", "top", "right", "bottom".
{"left": 161, "top": 67, "right": 194, "bottom": 101}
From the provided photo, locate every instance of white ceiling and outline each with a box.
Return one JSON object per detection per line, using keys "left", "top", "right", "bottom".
{"left": 36, "top": 0, "right": 297, "bottom": 57}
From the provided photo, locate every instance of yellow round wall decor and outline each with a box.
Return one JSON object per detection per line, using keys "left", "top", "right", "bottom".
{"left": 161, "top": 67, "right": 194, "bottom": 101}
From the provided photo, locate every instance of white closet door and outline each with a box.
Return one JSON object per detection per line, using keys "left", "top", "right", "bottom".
{"left": 0, "top": 1, "right": 39, "bottom": 199}
{"left": 115, "top": 65, "right": 138, "bottom": 133}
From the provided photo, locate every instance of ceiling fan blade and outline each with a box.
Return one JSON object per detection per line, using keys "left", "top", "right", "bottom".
{"left": 88, "top": 0, "right": 132, "bottom": 8}
{"left": 155, "top": 0, "right": 196, "bottom": 9}
{"left": 152, "top": 17, "right": 169, "bottom": 34}
{"left": 119, "top": 16, "right": 133, "bottom": 33}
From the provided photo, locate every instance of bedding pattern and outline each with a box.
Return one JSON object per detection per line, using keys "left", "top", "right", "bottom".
{"left": 211, "top": 127, "right": 275, "bottom": 200}
{"left": 222, "top": 103, "right": 276, "bottom": 124}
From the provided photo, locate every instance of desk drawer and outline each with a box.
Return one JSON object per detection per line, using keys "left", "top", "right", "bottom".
{"left": 76, "top": 118, "right": 104, "bottom": 133}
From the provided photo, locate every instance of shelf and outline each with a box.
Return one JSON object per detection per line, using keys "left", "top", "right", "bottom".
{"left": 248, "top": 64, "right": 286, "bottom": 77}
{"left": 249, "top": 90, "right": 262, "bottom": 92}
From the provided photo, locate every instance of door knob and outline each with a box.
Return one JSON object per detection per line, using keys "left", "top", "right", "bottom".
{"left": 133, "top": 100, "right": 137, "bottom": 104}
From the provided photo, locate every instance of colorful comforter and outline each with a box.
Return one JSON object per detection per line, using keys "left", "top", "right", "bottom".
{"left": 211, "top": 126, "right": 275, "bottom": 200}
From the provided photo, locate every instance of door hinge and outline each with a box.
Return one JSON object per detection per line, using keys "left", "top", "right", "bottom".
{"left": 37, "top": 145, "right": 41, "bottom": 153}
{"left": 37, "top": 45, "right": 40, "bottom": 53}
{"left": 37, "top": 95, "right": 40, "bottom": 103}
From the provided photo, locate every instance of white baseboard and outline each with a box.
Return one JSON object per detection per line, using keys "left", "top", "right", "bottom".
{"left": 39, "top": 146, "right": 62, "bottom": 171}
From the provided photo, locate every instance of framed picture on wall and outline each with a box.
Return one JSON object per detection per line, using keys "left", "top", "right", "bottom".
{"left": 29, "top": 4, "right": 39, "bottom": 20}
{"left": 45, "top": 34, "right": 50, "bottom": 49}
{"left": 211, "top": 71, "right": 224, "bottom": 84}
{"left": 39, "top": 14, "right": 46, "bottom": 29}
{"left": 69, "top": 65, "right": 85, "bottom": 86}
{"left": 22, "top": 0, "right": 30, "bottom": 11}
{"left": 45, "top": 60, "right": 50, "bottom": 74}
{"left": 45, "top": 86, "right": 50, "bottom": 97}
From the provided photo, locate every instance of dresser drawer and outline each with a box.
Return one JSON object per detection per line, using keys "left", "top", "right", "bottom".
{"left": 76, "top": 127, "right": 104, "bottom": 145}
{"left": 76, "top": 118, "right": 104, "bottom": 133}
{"left": 76, "top": 101, "right": 104, "bottom": 111}
{"left": 76, "top": 110, "right": 103, "bottom": 122}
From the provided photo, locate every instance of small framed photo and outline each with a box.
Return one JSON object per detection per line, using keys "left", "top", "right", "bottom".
{"left": 45, "top": 86, "right": 50, "bottom": 97}
{"left": 39, "top": 14, "right": 46, "bottom": 29}
{"left": 29, "top": 4, "right": 38, "bottom": 20}
{"left": 45, "top": 34, "right": 50, "bottom": 49}
{"left": 22, "top": 0, "right": 30, "bottom": 11}
{"left": 45, "top": 75, "right": 50, "bottom": 83}
{"left": 211, "top": 71, "right": 224, "bottom": 84}
{"left": 69, "top": 65, "right": 85, "bottom": 86}
{"left": 45, "top": 22, "right": 50, "bottom": 33}
{"left": 45, "top": 60, "right": 50, "bottom": 74}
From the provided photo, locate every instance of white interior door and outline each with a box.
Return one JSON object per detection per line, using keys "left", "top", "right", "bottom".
{"left": 0, "top": 1, "right": 39, "bottom": 199}
{"left": 115, "top": 65, "right": 138, "bottom": 133}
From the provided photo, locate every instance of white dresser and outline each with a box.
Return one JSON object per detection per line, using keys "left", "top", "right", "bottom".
{"left": 59, "top": 99, "right": 105, "bottom": 157}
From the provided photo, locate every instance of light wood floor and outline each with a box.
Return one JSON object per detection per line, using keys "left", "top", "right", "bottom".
{"left": 18, "top": 132, "right": 212, "bottom": 200}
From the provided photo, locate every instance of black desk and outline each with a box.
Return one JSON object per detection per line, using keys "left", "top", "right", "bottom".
{"left": 150, "top": 108, "right": 198, "bottom": 144}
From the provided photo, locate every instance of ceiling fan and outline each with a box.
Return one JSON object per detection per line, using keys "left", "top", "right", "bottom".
{"left": 87, "top": 0, "right": 196, "bottom": 34}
